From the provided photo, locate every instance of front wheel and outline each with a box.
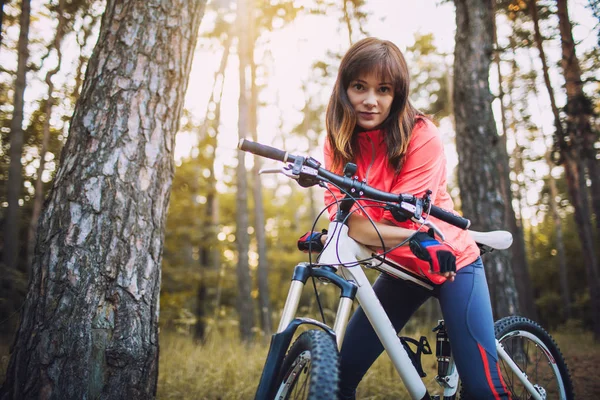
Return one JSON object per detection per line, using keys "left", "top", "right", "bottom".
{"left": 273, "top": 329, "right": 339, "bottom": 400}
{"left": 494, "top": 316, "right": 574, "bottom": 400}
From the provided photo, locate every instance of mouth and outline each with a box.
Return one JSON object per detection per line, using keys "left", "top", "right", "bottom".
{"left": 358, "top": 112, "right": 378, "bottom": 120}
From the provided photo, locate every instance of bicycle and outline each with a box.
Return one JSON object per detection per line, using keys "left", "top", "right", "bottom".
{"left": 238, "top": 139, "right": 574, "bottom": 400}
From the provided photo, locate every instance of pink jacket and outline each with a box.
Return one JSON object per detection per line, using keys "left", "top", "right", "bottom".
{"left": 323, "top": 118, "right": 480, "bottom": 284}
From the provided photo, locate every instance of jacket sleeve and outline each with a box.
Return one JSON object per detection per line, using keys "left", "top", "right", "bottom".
{"left": 380, "top": 122, "right": 447, "bottom": 226}
{"left": 323, "top": 139, "right": 359, "bottom": 220}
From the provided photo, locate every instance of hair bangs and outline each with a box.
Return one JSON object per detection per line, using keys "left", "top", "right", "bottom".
{"left": 344, "top": 43, "right": 404, "bottom": 91}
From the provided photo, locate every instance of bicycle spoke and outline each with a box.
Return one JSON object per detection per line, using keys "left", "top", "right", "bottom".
{"left": 499, "top": 333, "right": 567, "bottom": 399}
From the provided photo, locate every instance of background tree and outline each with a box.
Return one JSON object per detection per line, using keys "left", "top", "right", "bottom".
{"left": 453, "top": 0, "right": 520, "bottom": 317}
{"left": 556, "top": 0, "right": 600, "bottom": 340}
{"left": 0, "top": 0, "right": 207, "bottom": 397}
{"left": 26, "top": 0, "right": 68, "bottom": 268}
{"left": 3, "top": 0, "right": 30, "bottom": 272}
{"left": 235, "top": 0, "right": 256, "bottom": 341}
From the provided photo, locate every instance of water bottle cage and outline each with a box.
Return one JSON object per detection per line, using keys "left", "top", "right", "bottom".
{"left": 399, "top": 336, "right": 432, "bottom": 378}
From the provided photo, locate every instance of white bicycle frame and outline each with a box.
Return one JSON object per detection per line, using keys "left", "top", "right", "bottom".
{"left": 275, "top": 220, "right": 544, "bottom": 400}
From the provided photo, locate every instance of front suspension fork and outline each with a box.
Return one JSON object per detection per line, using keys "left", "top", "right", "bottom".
{"left": 277, "top": 262, "right": 357, "bottom": 348}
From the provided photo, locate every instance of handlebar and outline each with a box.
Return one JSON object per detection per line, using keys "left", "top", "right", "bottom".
{"left": 238, "top": 139, "right": 471, "bottom": 230}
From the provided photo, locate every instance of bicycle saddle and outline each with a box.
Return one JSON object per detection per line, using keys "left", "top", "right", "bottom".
{"left": 468, "top": 230, "right": 513, "bottom": 250}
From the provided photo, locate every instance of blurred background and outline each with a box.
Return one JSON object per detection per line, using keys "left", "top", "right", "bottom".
{"left": 1, "top": 0, "right": 599, "bottom": 397}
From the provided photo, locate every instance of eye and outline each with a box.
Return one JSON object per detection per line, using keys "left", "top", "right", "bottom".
{"left": 379, "top": 86, "right": 392, "bottom": 93}
{"left": 352, "top": 82, "right": 364, "bottom": 91}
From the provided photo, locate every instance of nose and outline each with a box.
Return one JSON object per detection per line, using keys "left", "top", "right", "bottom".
{"left": 363, "top": 90, "right": 377, "bottom": 108}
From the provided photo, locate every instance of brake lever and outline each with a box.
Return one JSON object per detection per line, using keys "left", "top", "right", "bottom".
{"left": 412, "top": 217, "right": 446, "bottom": 242}
{"left": 258, "top": 165, "right": 298, "bottom": 179}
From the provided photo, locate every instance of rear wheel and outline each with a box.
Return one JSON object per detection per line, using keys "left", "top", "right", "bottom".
{"left": 273, "top": 329, "right": 339, "bottom": 400}
{"left": 494, "top": 316, "right": 574, "bottom": 400}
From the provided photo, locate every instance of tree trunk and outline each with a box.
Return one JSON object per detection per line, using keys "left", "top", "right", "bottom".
{"left": 71, "top": 12, "right": 99, "bottom": 101}
{"left": 236, "top": 0, "right": 256, "bottom": 342}
{"left": 342, "top": 0, "right": 353, "bottom": 45}
{"left": 0, "top": 1, "right": 206, "bottom": 398}
{"left": 452, "top": 0, "right": 519, "bottom": 318}
{"left": 248, "top": 14, "right": 272, "bottom": 338}
{"left": 27, "top": 0, "right": 68, "bottom": 270}
{"left": 196, "top": 33, "right": 231, "bottom": 340}
{"left": 557, "top": 0, "right": 600, "bottom": 243}
{"left": 530, "top": 0, "right": 600, "bottom": 340}
{"left": 493, "top": 11, "right": 537, "bottom": 319}
{"left": 546, "top": 152, "right": 572, "bottom": 320}
{"left": 590, "top": 0, "right": 600, "bottom": 46}
{"left": 0, "top": 0, "right": 6, "bottom": 50}
{"left": 3, "top": 0, "right": 31, "bottom": 272}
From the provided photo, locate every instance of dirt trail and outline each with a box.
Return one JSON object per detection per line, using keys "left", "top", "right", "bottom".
{"left": 555, "top": 332, "right": 600, "bottom": 398}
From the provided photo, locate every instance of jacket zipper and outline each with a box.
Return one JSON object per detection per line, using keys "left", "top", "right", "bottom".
{"left": 365, "top": 135, "right": 376, "bottom": 183}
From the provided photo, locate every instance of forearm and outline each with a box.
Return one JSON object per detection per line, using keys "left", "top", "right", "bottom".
{"left": 347, "top": 213, "right": 415, "bottom": 248}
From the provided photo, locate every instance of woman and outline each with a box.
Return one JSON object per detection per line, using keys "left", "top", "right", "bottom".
{"left": 318, "top": 37, "right": 510, "bottom": 399}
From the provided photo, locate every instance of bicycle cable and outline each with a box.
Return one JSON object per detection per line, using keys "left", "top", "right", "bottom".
{"left": 303, "top": 175, "right": 432, "bottom": 324}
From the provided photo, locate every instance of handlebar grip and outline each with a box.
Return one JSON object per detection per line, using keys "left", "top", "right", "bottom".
{"left": 429, "top": 205, "right": 471, "bottom": 230}
{"left": 238, "top": 139, "right": 290, "bottom": 162}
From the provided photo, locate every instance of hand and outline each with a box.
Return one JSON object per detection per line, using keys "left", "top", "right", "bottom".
{"left": 297, "top": 229, "right": 328, "bottom": 253}
{"left": 408, "top": 231, "right": 457, "bottom": 279}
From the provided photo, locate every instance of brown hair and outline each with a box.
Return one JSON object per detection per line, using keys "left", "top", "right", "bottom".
{"left": 325, "top": 37, "right": 421, "bottom": 173}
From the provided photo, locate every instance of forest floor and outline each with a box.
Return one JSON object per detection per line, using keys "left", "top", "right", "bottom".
{"left": 1, "top": 328, "right": 599, "bottom": 398}
{"left": 553, "top": 331, "right": 600, "bottom": 398}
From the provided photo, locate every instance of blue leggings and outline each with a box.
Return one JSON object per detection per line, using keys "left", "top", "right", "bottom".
{"left": 339, "top": 258, "right": 510, "bottom": 399}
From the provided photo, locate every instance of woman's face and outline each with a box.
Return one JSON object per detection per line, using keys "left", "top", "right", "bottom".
{"left": 346, "top": 72, "right": 395, "bottom": 131}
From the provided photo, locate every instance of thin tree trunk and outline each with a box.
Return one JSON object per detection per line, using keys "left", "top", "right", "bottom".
{"left": 530, "top": 0, "right": 600, "bottom": 340}
{"left": 529, "top": 0, "right": 565, "bottom": 140}
{"left": 342, "top": 0, "right": 353, "bottom": 45}
{"left": 249, "top": 26, "right": 272, "bottom": 336}
{"left": 590, "top": 0, "right": 600, "bottom": 46}
{"left": 27, "top": 0, "right": 68, "bottom": 270}
{"left": 236, "top": 0, "right": 255, "bottom": 342}
{"left": 0, "top": 0, "right": 6, "bottom": 49}
{"left": 494, "top": 12, "right": 537, "bottom": 319}
{"left": 453, "top": 0, "right": 519, "bottom": 318}
{"left": 3, "top": 0, "right": 31, "bottom": 272}
{"left": 71, "top": 12, "right": 98, "bottom": 101}
{"left": 525, "top": 18, "right": 574, "bottom": 323}
{"left": 196, "top": 33, "right": 230, "bottom": 340}
{"left": 557, "top": 0, "right": 600, "bottom": 243}
{"left": 546, "top": 152, "right": 572, "bottom": 319}
{"left": 0, "top": 1, "right": 207, "bottom": 398}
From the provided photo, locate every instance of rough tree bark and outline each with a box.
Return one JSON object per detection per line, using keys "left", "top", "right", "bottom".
{"left": 3, "top": 0, "right": 30, "bottom": 272}
{"left": 556, "top": 0, "right": 600, "bottom": 340}
{"left": 236, "top": 0, "right": 256, "bottom": 341}
{"left": 0, "top": 0, "right": 207, "bottom": 398}
{"left": 453, "top": 0, "right": 519, "bottom": 318}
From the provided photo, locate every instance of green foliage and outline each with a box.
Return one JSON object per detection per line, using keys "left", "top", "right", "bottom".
{"left": 406, "top": 33, "right": 452, "bottom": 119}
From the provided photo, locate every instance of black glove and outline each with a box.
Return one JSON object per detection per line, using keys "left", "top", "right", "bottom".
{"left": 409, "top": 231, "right": 456, "bottom": 274}
{"left": 297, "top": 229, "right": 328, "bottom": 253}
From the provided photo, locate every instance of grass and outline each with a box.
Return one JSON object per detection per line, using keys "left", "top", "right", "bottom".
{"left": 157, "top": 331, "right": 269, "bottom": 400}
{"left": 157, "top": 325, "right": 442, "bottom": 400}
{"left": 157, "top": 326, "right": 600, "bottom": 399}
{"left": 2, "top": 326, "right": 599, "bottom": 398}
